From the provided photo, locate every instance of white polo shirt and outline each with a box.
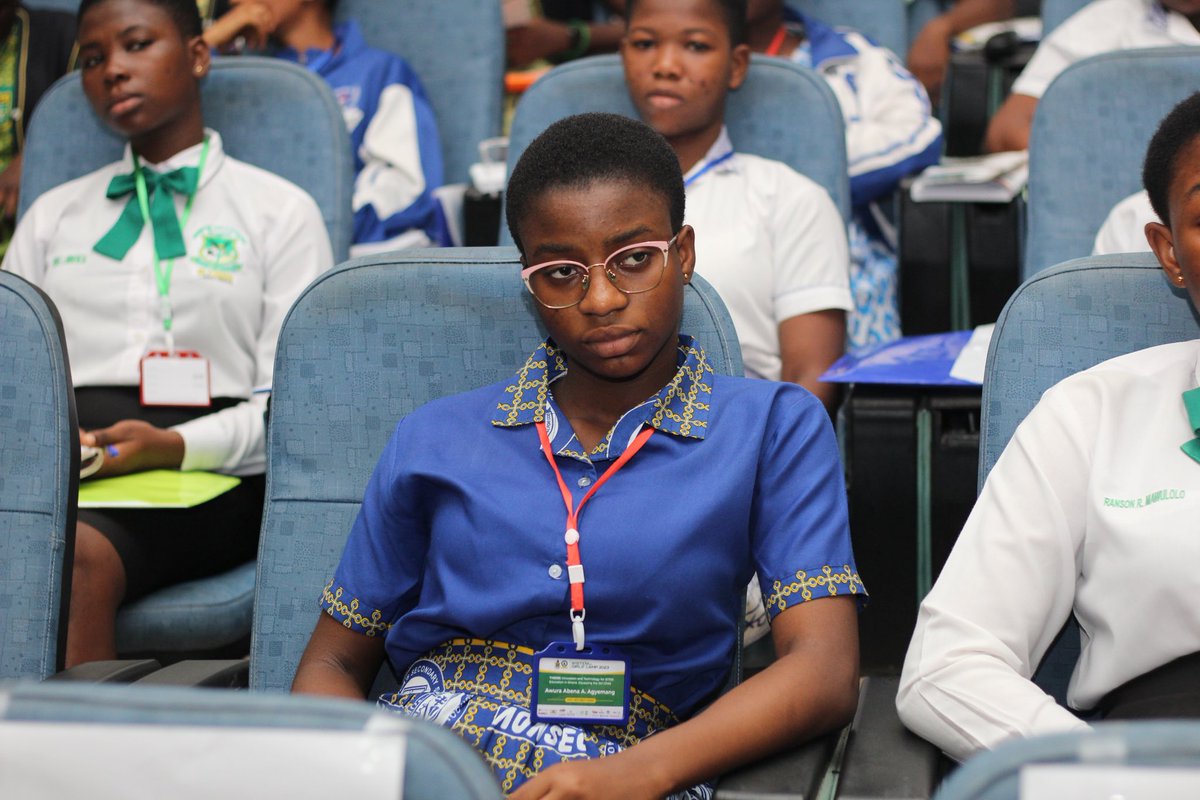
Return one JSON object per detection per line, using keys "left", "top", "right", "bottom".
{"left": 1012, "top": 0, "right": 1200, "bottom": 99}
{"left": 684, "top": 128, "right": 852, "bottom": 382}
{"left": 898, "top": 340, "right": 1200, "bottom": 762}
{"left": 3, "top": 130, "right": 334, "bottom": 475}
{"left": 1093, "top": 190, "right": 1155, "bottom": 255}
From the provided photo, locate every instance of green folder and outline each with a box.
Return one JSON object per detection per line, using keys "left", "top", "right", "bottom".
{"left": 78, "top": 470, "right": 241, "bottom": 509}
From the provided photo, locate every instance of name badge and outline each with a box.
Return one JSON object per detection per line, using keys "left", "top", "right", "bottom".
{"left": 532, "top": 642, "right": 631, "bottom": 725}
{"left": 140, "top": 350, "right": 212, "bottom": 407}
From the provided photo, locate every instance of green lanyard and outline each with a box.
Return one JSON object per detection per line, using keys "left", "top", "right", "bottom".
{"left": 133, "top": 136, "right": 210, "bottom": 353}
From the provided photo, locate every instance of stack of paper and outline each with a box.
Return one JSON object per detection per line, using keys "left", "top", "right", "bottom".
{"left": 910, "top": 151, "right": 1029, "bottom": 203}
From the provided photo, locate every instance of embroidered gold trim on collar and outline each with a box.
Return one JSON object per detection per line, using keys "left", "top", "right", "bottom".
{"left": 491, "top": 336, "right": 713, "bottom": 441}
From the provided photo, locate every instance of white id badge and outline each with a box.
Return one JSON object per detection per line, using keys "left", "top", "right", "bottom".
{"left": 532, "top": 643, "right": 631, "bottom": 725}
{"left": 140, "top": 350, "right": 212, "bottom": 407}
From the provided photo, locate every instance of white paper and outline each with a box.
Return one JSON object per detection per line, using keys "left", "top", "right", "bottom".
{"left": 911, "top": 153, "right": 1029, "bottom": 203}
{"left": 141, "top": 354, "right": 211, "bottom": 406}
{"left": 0, "top": 722, "right": 405, "bottom": 799}
{"left": 1021, "top": 764, "right": 1200, "bottom": 800}
{"left": 949, "top": 323, "right": 995, "bottom": 384}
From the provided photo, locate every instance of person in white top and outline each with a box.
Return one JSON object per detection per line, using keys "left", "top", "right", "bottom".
{"left": 1093, "top": 190, "right": 1155, "bottom": 255}
{"left": 898, "top": 92, "right": 1200, "bottom": 761}
{"left": 986, "top": 0, "right": 1200, "bottom": 152}
{"left": 620, "top": 0, "right": 851, "bottom": 408}
{"left": 2, "top": 0, "right": 333, "bottom": 666}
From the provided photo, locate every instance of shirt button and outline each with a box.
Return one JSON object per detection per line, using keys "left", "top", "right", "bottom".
{"left": 548, "top": 564, "right": 564, "bottom": 580}
{"left": 577, "top": 476, "right": 592, "bottom": 488}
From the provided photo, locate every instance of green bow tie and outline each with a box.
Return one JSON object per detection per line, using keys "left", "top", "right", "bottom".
{"left": 1183, "top": 387, "right": 1200, "bottom": 464}
{"left": 93, "top": 164, "right": 199, "bottom": 262}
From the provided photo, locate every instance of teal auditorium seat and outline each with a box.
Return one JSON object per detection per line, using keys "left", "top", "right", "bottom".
{"left": 0, "top": 681, "right": 502, "bottom": 800}
{"left": 1023, "top": 47, "right": 1200, "bottom": 278}
{"left": 248, "top": 248, "right": 869, "bottom": 795}
{"left": 933, "top": 722, "right": 1200, "bottom": 800}
{"left": 790, "top": 0, "right": 909, "bottom": 59}
{"left": 19, "top": 56, "right": 354, "bottom": 262}
{"left": 16, "top": 57, "right": 354, "bottom": 661}
{"left": 502, "top": 52, "right": 850, "bottom": 247}
{"left": 980, "top": 253, "right": 1200, "bottom": 704}
{"left": 336, "top": 0, "right": 505, "bottom": 186}
{"left": 251, "top": 247, "right": 743, "bottom": 694}
{"left": 0, "top": 271, "right": 76, "bottom": 681}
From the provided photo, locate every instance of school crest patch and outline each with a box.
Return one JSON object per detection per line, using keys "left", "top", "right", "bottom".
{"left": 191, "top": 225, "right": 246, "bottom": 282}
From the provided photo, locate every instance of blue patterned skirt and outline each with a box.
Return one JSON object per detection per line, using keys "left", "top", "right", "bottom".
{"left": 380, "top": 638, "right": 713, "bottom": 798}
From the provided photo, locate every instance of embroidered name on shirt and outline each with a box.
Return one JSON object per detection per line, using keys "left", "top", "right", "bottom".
{"left": 50, "top": 254, "right": 87, "bottom": 267}
{"left": 1103, "top": 489, "right": 1187, "bottom": 509}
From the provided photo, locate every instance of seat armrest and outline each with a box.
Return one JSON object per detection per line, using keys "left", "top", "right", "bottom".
{"left": 715, "top": 729, "right": 839, "bottom": 800}
{"left": 835, "top": 675, "right": 940, "bottom": 800}
{"left": 46, "top": 659, "right": 162, "bottom": 683}
{"left": 133, "top": 659, "right": 249, "bottom": 688}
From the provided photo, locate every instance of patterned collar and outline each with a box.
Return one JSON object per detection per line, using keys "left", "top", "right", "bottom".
{"left": 493, "top": 335, "right": 714, "bottom": 460}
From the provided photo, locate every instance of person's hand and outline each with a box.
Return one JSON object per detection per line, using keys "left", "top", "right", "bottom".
{"left": 203, "top": 2, "right": 276, "bottom": 52}
{"left": 907, "top": 16, "right": 955, "bottom": 105}
{"left": 506, "top": 18, "right": 573, "bottom": 68}
{"left": 507, "top": 756, "right": 667, "bottom": 800}
{"left": 0, "top": 153, "right": 22, "bottom": 219}
{"left": 81, "top": 420, "right": 185, "bottom": 478}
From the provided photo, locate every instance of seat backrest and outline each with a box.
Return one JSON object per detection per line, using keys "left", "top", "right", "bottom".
{"left": 1024, "top": 47, "right": 1200, "bottom": 279}
{"left": 19, "top": 57, "right": 354, "bottom": 262}
{"left": 335, "top": 0, "right": 504, "bottom": 186}
{"left": 251, "top": 246, "right": 744, "bottom": 692}
{"left": 0, "top": 682, "right": 502, "bottom": 800}
{"left": 789, "top": 0, "right": 909, "bottom": 59}
{"left": 502, "top": 53, "right": 849, "bottom": 247}
{"left": 1040, "top": 0, "right": 1093, "bottom": 36}
{"left": 978, "top": 252, "right": 1199, "bottom": 700}
{"left": 0, "top": 271, "right": 76, "bottom": 681}
{"left": 931, "top": 721, "right": 1200, "bottom": 800}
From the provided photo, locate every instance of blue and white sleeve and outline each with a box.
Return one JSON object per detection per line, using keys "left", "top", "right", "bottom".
{"left": 350, "top": 58, "right": 448, "bottom": 252}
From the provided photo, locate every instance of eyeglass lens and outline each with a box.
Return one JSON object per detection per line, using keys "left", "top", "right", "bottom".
{"left": 528, "top": 243, "right": 668, "bottom": 307}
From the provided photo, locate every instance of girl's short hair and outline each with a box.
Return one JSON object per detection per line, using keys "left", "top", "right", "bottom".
{"left": 1143, "top": 92, "right": 1200, "bottom": 226}
{"left": 505, "top": 113, "right": 686, "bottom": 251}
{"left": 78, "top": 0, "right": 203, "bottom": 39}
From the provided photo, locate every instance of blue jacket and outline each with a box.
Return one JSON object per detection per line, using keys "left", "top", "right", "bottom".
{"left": 278, "top": 21, "right": 448, "bottom": 249}
{"left": 785, "top": 7, "right": 943, "bottom": 208}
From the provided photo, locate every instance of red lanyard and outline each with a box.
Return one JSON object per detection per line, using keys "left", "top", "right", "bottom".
{"left": 535, "top": 420, "right": 655, "bottom": 650}
{"left": 765, "top": 24, "right": 788, "bottom": 56}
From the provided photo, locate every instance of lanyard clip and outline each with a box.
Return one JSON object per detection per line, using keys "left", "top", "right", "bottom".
{"left": 570, "top": 609, "right": 586, "bottom": 651}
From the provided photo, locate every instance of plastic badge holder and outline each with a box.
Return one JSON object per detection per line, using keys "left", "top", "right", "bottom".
{"left": 533, "top": 642, "right": 632, "bottom": 726}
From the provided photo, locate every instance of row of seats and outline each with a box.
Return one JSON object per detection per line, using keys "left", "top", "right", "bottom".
{"left": 9, "top": 3, "right": 1197, "bottom": 687}
{"left": 4, "top": 244, "right": 1196, "bottom": 797}
{"left": 11, "top": 0, "right": 1096, "bottom": 189}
